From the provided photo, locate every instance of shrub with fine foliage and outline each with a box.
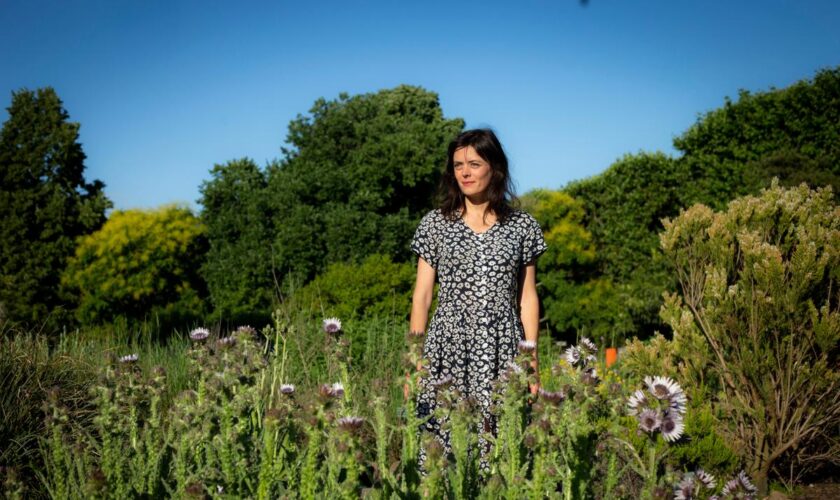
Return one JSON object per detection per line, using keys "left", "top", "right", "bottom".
{"left": 660, "top": 180, "right": 840, "bottom": 494}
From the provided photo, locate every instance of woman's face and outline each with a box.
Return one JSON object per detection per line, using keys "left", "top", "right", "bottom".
{"left": 453, "top": 146, "right": 492, "bottom": 199}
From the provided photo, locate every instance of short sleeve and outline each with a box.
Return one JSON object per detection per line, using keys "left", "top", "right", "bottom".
{"left": 410, "top": 211, "right": 439, "bottom": 269}
{"left": 521, "top": 213, "right": 548, "bottom": 266}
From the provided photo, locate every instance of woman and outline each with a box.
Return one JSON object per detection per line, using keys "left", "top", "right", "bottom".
{"left": 409, "top": 128, "right": 548, "bottom": 465}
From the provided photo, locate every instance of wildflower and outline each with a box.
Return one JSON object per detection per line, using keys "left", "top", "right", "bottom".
{"left": 674, "top": 470, "right": 716, "bottom": 500}
{"left": 721, "top": 471, "right": 757, "bottom": 499}
{"left": 581, "top": 366, "right": 599, "bottom": 385}
{"left": 660, "top": 411, "right": 685, "bottom": 442}
{"left": 505, "top": 359, "right": 525, "bottom": 375}
{"left": 319, "top": 383, "right": 333, "bottom": 398}
{"left": 638, "top": 408, "right": 661, "bottom": 433}
{"left": 584, "top": 354, "right": 597, "bottom": 366}
{"left": 336, "top": 416, "right": 365, "bottom": 432}
{"left": 669, "top": 389, "right": 688, "bottom": 415}
{"left": 564, "top": 346, "right": 581, "bottom": 366}
{"left": 430, "top": 374, "right": 454, "bottom": 391}
{"left": 695, "top": 469, "right": 716, "bottom": 490}
{"left": 330, "top": 382, "right": 345, "bottom": 398}
{"left": 674, "top": 475, "right": 695, "bottom": 500}
{"left": 235, "top": 325, "right": 257, "bottom": 336}
{"left": 217, "top": 485, "right": 224, "bottom": 494}
{"left": 538, "top": 387, "right": 566, "bottom": 404}
{"left": 189, "top": 327, "right": 210, "bottom": 342}
{"left": 217, "top": 336, "right": 235, "bottom": 347}
{"left": 118, "top": 353, "right": 139, "bottom": 364}
{"left": 644, "top": 375, "right": 680, "bottom": 401}
{"left": 580, "top": 336, "right": 597, "bottom": 352}
{"left": 323, "top": 317, "right": 342, "bottom": 335}
{"left": 627, "top": 389, "right": 648, "bottom": 415}
{"left": 279, "top": 384, "right": 295, "bottom": 395}
{"left": 518, "top": 339, "right": 537, "bottom": 354}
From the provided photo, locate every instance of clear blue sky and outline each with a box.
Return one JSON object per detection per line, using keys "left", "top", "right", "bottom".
{"left": 2, "top": 0, "right": 839, "bottom": 210}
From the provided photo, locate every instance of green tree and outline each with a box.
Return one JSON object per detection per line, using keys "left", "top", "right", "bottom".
{"left": 267, "top": 84, "right": 464, "bottom": 282}
{"left": 521, "top": 189, "right": 631, "bottom": 344}
{"left": 565, "top": 152, "right": 694, "bottom": 336}
{"left": 660, "top": 181, "right": 840, "bottom": 495}
{"left": 61, "top": 205, "right": 207, "bottom": 329}
{"left": 675, "top": 66, "right": 840, "bottom": 201}
{"left": 561, "top": 68, "right": 840, "bottom": 340}
{"left": 200, "top": 85, "right": 463, "bottom": 321}
{"left": 292, "top": 253, "right": 416, "bottom": 321}
{"left": 199, "top": 158, "right": 274, "bottom": 325}
{"left": 0, "top": 87, "right": 110, "bottom": 330}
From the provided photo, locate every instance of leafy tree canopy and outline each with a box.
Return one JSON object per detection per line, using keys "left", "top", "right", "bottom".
{"left": 62, "top": 205, "right": 207, "bottom": 329}
{"left": 675, "top": 66, "right": 840, "bottom": 201}
{"left": 267, "top": 85, "right": 464, "bottom": 280}
{"left": 199, "top": 158, "right": 274, "bottom": 325}
{"left": 558, "top": 67, "right": 840, "bottom": 339}
{"left": 0, "top": 87, "right": 110, "bottom": 330}
{"left": 521, "top": 189, "right": 632, "bottom": 343}
{"left": 292, "top": 253, "right": 416, "bottom": 322}
{"left": 564, "top": 152, "right": 690, "bottom": 335}
{"left": 199, "top": 85, "right": 463, "bottom": 321}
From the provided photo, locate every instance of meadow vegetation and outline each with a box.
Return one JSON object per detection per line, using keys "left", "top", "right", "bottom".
{"left": 1, "top": 69, "right": 839, "bottom": 497}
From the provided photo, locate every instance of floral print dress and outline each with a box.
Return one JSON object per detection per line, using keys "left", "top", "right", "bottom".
{"left": 410, "top": 207, "right": 548, "bottom": 464}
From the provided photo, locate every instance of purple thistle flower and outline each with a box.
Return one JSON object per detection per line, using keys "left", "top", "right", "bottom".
{"left": 627, "top": 389, "right": 648, "bottom": 415}
{"left": 581, "top": 366, "right": 599, "bottom": 385}
{"left": 538, "top": 388, "right": 566, "bottom": 404}
{"left": 669, "top": 390, "right": 688, "bottom": 416}
{"left": 235, "top": 325, "right": 257, "bottom": 336}
{"left": 279, "top": 384, "right": 295, "bottom": 395}
{"left": 638, "top": 408, "right": 661, "bottom": 433}
{"left": 430, "top": 374, "right": 454, "bottom": 390}
{"left": 695, "top": 469, "right": 716, "bottom": 490}
{"left": 674, "top": 475, "right": 696, "bottom": 500}
{"left": 217, "top": 336, "right": 235, "bottom": 347}
{"left": 118, "top": 353, "right": 139, "bottom": 364}
{"left": 322, "top": 317, "right": 342, "bottom": 335}
{"left": 330, "top": 382, "right": 345, "bottom": 398}
{"left": 660, "top": 411, "right": 685, "bottom": 442}
{"left": 564, "top": 346, "right": 581, "bottom": 366}
{"left": 580, "top": 336, "right": 597, "bottom": 352}
{"left": 505, "top": 359, "right": 525, "bottom": 375}
{"left": 721, "top": 471, "right": 757, "bottom": 498}
{"left": 644, "top": 375, "right": 680, "bottom": 401}
{"left": 189, "top": 327, "right": 210, "bottom": 342}
{"left": 336, "top": 416, "right": 364, "bottom": 432}
{"left": 518, "top": 339, "right": 537, "bottom": 354}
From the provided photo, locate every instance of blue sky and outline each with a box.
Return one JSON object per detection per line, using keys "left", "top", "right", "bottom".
{"left": 2, "top": 0, "right": 839, "bottom": 210}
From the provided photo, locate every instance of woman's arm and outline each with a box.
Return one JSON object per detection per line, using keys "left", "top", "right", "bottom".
{"left": 410, "top": 257, "right": 436, "bottom": 334}
{"left": 518, "top": 261, "right": 540, "bottom": 394}
{"left": 405, "top": 257, "right": 436, "bottom": 399}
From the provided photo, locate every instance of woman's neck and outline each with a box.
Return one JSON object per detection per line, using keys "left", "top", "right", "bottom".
{"left": 462, "top": 194, "right": 491, "bottom": 217}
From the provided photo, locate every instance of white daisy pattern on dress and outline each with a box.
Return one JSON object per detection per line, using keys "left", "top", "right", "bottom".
{"left": 410, "top": 208, "right": 548, "bottom": 466}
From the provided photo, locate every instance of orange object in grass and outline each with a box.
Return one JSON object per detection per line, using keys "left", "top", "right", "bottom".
{"left": 605, "top": 347, "right": 618, "bottom": 368}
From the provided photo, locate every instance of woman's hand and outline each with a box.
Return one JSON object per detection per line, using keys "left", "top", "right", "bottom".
{"left": 529, "top": 357, "right": 540, "bottom": 395}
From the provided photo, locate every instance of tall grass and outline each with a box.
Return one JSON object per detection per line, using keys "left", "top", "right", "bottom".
{"left": 4, "top": 304, "right": 752, "bottom": 499}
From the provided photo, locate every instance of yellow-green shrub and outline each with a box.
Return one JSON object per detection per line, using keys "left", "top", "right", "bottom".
{"left": 291, "top": 253, "right": 415, "bottom": 321}
{"left": 61, "top": 205, "right": 207, "bottom": 329}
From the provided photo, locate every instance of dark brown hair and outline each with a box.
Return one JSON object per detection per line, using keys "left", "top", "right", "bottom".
{"left": 439, "top": 128, "right": 518, "bottom": 223}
